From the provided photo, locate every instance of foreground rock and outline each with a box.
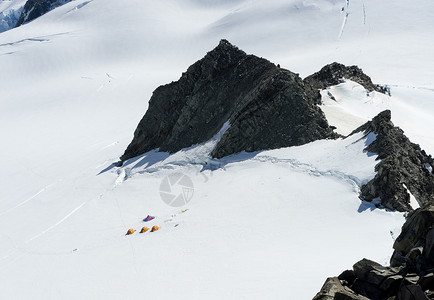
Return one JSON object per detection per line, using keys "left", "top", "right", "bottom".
{"left": 354, "top": 110, "right": 434, "bottom": 212}
{"left": 121, "top": 40, "right": 338, "bottom": 161}
{"left": 313, "top": 205, "right": 434, "bottom": 300}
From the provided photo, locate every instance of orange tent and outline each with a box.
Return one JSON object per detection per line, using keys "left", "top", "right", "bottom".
{"left": 126, "top": 228, "right": 136, "bottom": 235}
{"left": 140, "top": 226, "right": 149, "bottom": 233}
{"left": 151, "top": 225, "right": 159, "bottom": 232}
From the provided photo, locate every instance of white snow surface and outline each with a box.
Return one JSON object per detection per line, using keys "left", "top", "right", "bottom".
{"left": 403, "top": 184, "right": 420, "bottom": 211}
{"left": 1, "top": 0, "right": 433, "bottom": 299}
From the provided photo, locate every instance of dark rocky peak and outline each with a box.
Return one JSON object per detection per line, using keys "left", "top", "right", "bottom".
{"left": 353, "top": 110, "right": 434, "bottom": 212}
{"left": 15, "top": 0, "right": 72, "bottom": 27}
{"left": 303, "top": 62, "right": 389, "bottom": 104}
{"left": 120, "top": 40, "right": 336, "bottom": 162}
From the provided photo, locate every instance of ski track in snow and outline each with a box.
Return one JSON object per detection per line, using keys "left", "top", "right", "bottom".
{"left": 338, "top": 0, "right": 350, "bottom": 39}
{"left": 27, "top": 202, "right": 86, "bottom": 242}
{"left": 0, "top": 32, "right": 70, "bottom": 47}
{"left": 363, "top": 2, "right": 366, "bottom": 25}
{"left": 0, "top": 37, "right": 49, "bottom": 46}
{"left": 388, "top": 84, "right": 434, "bottom": 93}
{"left": 66, "top": 0, "right": 92, "bottom": 14}
{"left": 0, "top": 183, "right": 56, "bottom": 216}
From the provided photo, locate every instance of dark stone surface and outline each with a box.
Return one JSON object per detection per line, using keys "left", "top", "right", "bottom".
{"left": 121, "top": 40, "right": 337, "bottom": 162}
{"left": 339, "top": 270, "right": 357, "bottom": 286}
{"left": 313, "top": 277, "right": 369, "bottom": 300}
{"left": 352, "top": 110, "right": 434, "bottom": 212}
{"left": 15, "top": 0, "right": 72, "bottom": 27}
{"left": 397, "top": 284, "right": 429, "bottom": 300}
{"left": 418, "top": 273, "right": 434, "bottom": 291}
{"left": 391, "top": 205, "right": 434, "bottom": 268}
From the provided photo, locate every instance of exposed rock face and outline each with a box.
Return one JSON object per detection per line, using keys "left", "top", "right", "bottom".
{"left": 314, "top": 205, "right": 434, "bottom": 300}
{"left": 121, "top": 40, "right": 337, "bottom": 162}
{"left": 303, "top": 62, "right": 389, "bottom": 104}
{"left": 391, "top": 205, "right": 434, "bottom": 270}
{"left": 15, "top": 0, "right": 72, "bottom": 27}
{"left": 354, "top": 110, "right": 434, "bottom": 212}
{"left": 313, "top": 277, "right": 369, "bottom": 300}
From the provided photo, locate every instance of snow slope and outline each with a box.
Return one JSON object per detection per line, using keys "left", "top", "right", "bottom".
{"left": 0, "top": 0, "right": 433, "bottom": 299}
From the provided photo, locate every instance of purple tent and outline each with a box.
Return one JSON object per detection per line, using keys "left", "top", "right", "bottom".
{"left": 143, "top": 215, "right": 155, "bottom": 222}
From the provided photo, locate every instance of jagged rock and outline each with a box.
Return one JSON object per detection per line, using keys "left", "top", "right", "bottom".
{"left": 15, "top": 0, "right": 72, "bottom": 27}
{"left": 353, "top": 110, "right": 434, "bottom": 212}
{"left": 353, "top": 259, "right": 385, "bottom": 280}
{"left": 418, "top": 273, "right": 434, "bottom": 291}
{"left": 425, "top": 228, "right": 434, "bottom": 262}
{"left": 379, "top": 275, "right": 403, "bottom": 292}
{"left": 391, "top": 205, "right": 434, "bottom": 267}
{"left": 426, "top": 291, "right": 434, "bottom": 300}
{"left": 121, "top": 40, "right": 336, "bottom": 161}
{"left": 339, "top": 270, "right": 357, "bottom": 286}
{"left": 397, "top": 284, "right": 429, "bottom": 300}
{"left": 351, "top": 279, "right": 384, "bottom": 299}
{"left": 404, "top": 274, "right": 420, "bottom": 285}
{"left": 303, "top": 62, "right": 389, "bottom": 104}
{"left": 313, "top": 277, "right": 369, "bottom": 300}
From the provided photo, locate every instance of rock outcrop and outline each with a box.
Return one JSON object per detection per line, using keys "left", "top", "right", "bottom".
{"left": 15, "top": 0, "right": 72, "bottom": 27}
{"left": 353, "top": 110, "right": 434, "bottom": 212}
{"left": 314, "top": 205, "right": 434, "bottom": 300}
{"left": 303, "top": 62, "right": 389, "bottom": 104}
{"left": 121, "top": 40, "right": 338, "bottom": 162}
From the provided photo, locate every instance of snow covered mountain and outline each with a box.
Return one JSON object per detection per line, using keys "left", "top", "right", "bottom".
{"left": 15, "top": 0, "right": 73, "bottom": 27}
{"left": 0, "top": 0, "right": 433, "bottom": 299}
{"left": 0, "top": 0, "right": 71, "bottom": 32}
{"left": 0, "top": 0, "right": 26, "bottom": 32}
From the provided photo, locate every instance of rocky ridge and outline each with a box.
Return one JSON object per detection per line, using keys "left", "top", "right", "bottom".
{"left": 354, "top": 110, "right": 434, "bottom": 212}
{"left": 313, "top": 111, "right": 434, "bottom": 299}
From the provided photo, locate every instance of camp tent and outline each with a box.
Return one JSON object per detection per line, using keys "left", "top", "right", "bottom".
{"left": 126, "top": 228, "right": 135, "bottom": 235}
{"left": 143, "top": 215, "right": 155, "bottom": 222}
